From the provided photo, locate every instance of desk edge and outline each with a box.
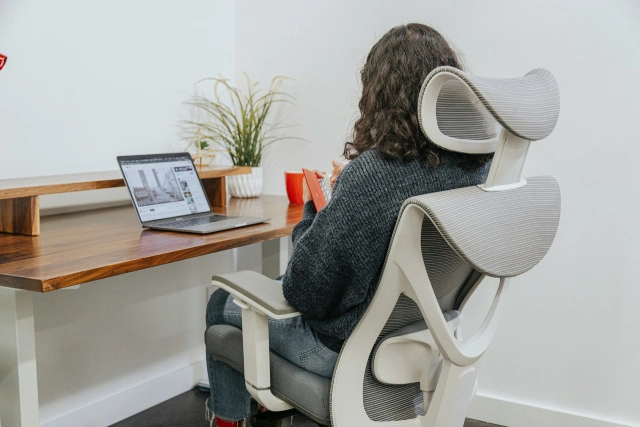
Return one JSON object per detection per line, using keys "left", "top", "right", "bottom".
{"left": 0, "top": 225, "right": 295, "bottom": 293}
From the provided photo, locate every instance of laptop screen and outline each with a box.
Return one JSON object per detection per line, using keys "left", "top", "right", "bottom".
{"left": 118, "top": 153, "right": 212, "bottom": 223}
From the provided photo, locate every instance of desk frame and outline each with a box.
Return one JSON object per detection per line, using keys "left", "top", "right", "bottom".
{"left": 0, "top": 240, "right": 288, "bottom": 427}
{"left": 0, "top": 195, "right": 300, "bottom": 427}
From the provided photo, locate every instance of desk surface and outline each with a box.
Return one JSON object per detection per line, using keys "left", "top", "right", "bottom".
{"left": 0, "top": 196, "right": 302, "bottom": 292}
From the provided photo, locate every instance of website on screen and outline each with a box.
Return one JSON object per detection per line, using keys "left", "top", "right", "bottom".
{"left": 120, "top": 156, "right": 211, "bottom": 222}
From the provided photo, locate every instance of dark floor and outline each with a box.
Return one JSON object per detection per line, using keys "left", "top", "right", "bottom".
{"left": 110, "top": 388, "right": 504, "bottom": 427}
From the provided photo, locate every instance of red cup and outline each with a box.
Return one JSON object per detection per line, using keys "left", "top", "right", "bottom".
{"left": 285, "top": 171, "right": 304, "bottom": 204}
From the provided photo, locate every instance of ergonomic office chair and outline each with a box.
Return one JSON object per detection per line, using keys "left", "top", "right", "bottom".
{"left": 205, "top": 66, "right": 561, "bottom": 426}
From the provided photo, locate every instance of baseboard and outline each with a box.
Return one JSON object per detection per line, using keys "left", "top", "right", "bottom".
{"left": 42, "top": 360, "right": 206, "bottom": 427}
{"left": 469, "top": 393, "right": 635, "bottom": 427}
{"left": 39, "top": 365, "right": 637, "bottom": 427}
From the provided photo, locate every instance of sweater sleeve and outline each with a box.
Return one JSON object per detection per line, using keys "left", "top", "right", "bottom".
{"left": 282, "top": 158, "right": 392, "bottom": 322}
{"left": 290, "top": 201, "right": 317, "bottom": 247}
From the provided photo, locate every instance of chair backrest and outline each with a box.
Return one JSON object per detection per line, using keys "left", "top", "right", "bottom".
{"left": 329, "top": 67, "right": 561, "bottom": 426}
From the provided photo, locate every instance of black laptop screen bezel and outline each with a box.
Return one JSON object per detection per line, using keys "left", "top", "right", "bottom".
{"left": 117, "top": 152, "right": 214, "bottom": 226}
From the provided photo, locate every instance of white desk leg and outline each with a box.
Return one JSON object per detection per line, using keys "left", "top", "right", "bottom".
{"left": 262, "top": 237, "right": 291, "bottom": 279}
{"left": 0, "top": 288, "right": 39, "bottom": 427}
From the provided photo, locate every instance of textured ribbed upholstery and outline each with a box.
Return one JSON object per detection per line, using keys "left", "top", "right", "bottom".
{"left": 362, "top": 295, "right": 426, "bottom": 421}
{"left": 409, "top": 175, "right": 561, "bottom": 277}
{"left": 361, "top": 219, "right": 480, "bottom": 422}
{"left": 419, "top": 66, "right": 560, "bottom": 142}
{"left": 421, "top": 218, "right": 475, "bottom": 311}
{"left": 435, "top": 79, "right": 500, "bottom": 141}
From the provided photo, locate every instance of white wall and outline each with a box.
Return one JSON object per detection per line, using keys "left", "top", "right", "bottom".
{"left": 1, "top": 1, "right": 243, "bottom": 425}
{"left": 0, "top": 0, "right": 236, "bottom": 178}
{"left": 236, "top": 1, "right": 640, "bottom": 426}
{"left": 0, "top": 0, "right": 236, "bottom": 212}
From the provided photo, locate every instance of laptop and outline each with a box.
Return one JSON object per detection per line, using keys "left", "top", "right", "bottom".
{"left": 117, "top": 153, "right": 269, "bottom": 234}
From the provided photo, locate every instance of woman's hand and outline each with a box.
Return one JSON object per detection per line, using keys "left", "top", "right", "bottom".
{"left": 303, "top": 170, "right": 326, "bottom": 203}
{"left": 329, "top": 159, "right": 345, "bottom": 189}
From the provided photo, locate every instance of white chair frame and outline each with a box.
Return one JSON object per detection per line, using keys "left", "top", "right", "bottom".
{"left": 329, "top": 205, "right": 510, "bottom": 427}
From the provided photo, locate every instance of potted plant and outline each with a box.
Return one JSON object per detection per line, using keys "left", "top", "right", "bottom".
{"left": 181, "top": 75, "right": 295, "bottom": 197}
{"left": 180, "top": 128, "right": 225, "bottom": 168}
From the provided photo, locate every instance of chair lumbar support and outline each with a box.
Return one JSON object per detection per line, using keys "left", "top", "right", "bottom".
{"left": 372, "top": 315, "right": 462, "bottom": 387}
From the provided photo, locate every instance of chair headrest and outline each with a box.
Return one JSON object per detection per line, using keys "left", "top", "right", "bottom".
{"left": 418, "top": 66, "right": 560, "bottom": 154}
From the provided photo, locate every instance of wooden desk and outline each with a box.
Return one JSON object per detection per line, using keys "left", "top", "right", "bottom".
{"left": 0, "top": 196, "right": 302, "bottom": 292}
{"left": 0, "top": 196, "right": 303, "bottom": 427}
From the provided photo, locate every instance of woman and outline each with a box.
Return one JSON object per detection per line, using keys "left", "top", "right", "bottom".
{"left": 206, "top": 23, "right": 492, "bottom": 427}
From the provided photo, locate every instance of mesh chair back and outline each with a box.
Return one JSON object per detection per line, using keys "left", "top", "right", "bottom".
{"left": 435, "top": 79, "right": 501, "bottom": 142}
{"left": 362, "top": 221, "right": 479, "bottom": 421}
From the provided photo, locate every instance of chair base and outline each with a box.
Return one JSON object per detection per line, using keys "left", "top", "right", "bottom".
{"left": 250, "top": 408, "right": 322, "bottom": 426}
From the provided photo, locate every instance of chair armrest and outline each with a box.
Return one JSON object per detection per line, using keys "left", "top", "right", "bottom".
{"left": 212, "top": 270, "right": 298, "bottom": 411}
{"left": 212, "top": 271, "right": 301, "bottom": 319}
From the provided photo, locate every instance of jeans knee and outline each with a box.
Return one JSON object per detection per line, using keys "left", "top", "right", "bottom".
{"left": 206, "top": 288, "right": 230, "bottom": 327}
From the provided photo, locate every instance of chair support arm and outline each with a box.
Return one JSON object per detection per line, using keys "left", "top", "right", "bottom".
{"left": 372, "top": 315, "right": 461, "bottom": 387}
{"left": 397, "top": 254, "right": 509, "bottom": 366}
{"left": 212, "top": 271, "right": 301, "bottom": 320}
{"left": 212, "top": 271, "right": 298, "bottom": 411}
{"left": 233, "top": 300, "right": 293, "bottom": 411}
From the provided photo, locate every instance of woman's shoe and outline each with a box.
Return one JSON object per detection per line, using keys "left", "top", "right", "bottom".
{"left": 205, "top": 397, "right": 247, "bottom": 427}
{"left": 215, "top": 418, "right": 247, "bottom": 427}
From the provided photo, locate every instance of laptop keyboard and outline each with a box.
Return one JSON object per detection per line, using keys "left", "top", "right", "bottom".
{"left": 171, "top": 215, "right": 237, "bottom": 229}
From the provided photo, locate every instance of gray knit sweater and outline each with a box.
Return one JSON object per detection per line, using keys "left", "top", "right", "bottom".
{"left": 282, "top": 150, "right": 490, "bottom": 352}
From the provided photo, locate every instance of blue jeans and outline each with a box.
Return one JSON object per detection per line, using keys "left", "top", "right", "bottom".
{"left": 206, "top": 288, "right": 339, "bottom": 421}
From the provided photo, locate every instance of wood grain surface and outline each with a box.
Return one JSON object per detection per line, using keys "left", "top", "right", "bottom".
{"left": 0, "top": 196, "right": 40, "bottom": 236}
{"left": 0, "top": 166, "right": 251, "bottom": 199}
{"left": 0, "top": 196, "right": 303, "bottom": 292}
{"left": 202, "top": 176, "right": 227, "bottom": 207}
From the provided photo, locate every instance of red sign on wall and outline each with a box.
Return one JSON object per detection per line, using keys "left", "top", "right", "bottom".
{"left": 0, "top": 54, "right": 7, "bottom": 71}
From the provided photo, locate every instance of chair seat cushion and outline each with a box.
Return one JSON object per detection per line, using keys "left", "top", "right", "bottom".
{"left": 205, "top": 324, "right": 332, "bottom": 426}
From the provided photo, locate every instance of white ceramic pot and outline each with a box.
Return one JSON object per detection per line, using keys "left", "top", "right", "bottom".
{"left": 228, "top": 167, "right": 263, "bottom": 198}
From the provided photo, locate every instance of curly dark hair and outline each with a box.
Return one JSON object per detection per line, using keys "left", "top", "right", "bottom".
{"left": 343, "top": 23, "right": 492, "bottom": 169}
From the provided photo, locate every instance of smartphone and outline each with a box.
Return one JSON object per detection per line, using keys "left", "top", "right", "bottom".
{"left": 302, "top": 168, "right": 332, "bottom": 210}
